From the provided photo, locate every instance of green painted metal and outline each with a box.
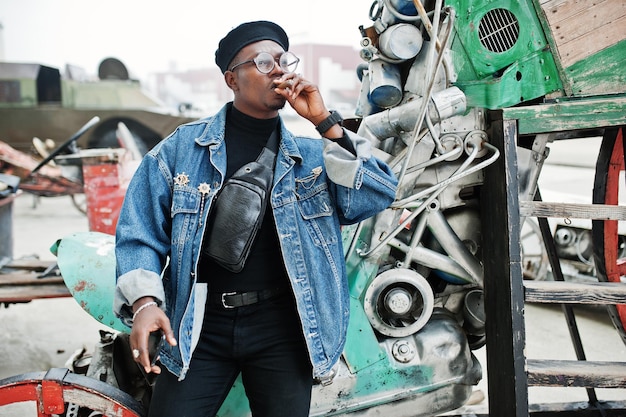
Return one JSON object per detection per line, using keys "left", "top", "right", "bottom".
{"left": 446, "top": 0, "right": 563, "bottom": 109}
{"left": 448, "top": 0, "right": 549, "bottom": 78}
{"left": 455, "top": 49, "right": 562, "bottom": 109}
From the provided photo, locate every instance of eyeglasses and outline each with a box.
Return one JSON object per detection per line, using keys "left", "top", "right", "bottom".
{"left": 229, "top": 51, "right": 300, "bottom": 74}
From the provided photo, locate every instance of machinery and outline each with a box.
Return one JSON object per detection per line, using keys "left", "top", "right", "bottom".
{"left": 0, "top": 57, "right": 195, "bottom": 155}
{"left": 1, "top": 0, "right": 624, "bottom": 415}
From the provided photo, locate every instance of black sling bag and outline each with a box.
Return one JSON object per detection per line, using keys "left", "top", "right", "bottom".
{"left": 202, "top": 129, "right": 278, "bottom": 273}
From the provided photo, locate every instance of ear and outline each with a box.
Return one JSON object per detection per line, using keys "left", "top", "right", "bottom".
{"left": 224, "top": 71, "right": 238, "bottom": 92}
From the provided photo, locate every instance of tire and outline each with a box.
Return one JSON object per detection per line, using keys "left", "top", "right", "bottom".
{"left": 591, "top": 126, "right": 626, "bottom": 346}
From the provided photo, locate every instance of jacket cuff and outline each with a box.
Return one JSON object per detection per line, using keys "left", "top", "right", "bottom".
{"left": 323, "top": 129, "right": 372, "bottom": 189}
{"left": 114, "top": 268, "right": 166, "bottom": 327}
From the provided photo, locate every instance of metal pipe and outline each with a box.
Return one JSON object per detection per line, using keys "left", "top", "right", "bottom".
{"left": 426, "top": 208, "right": 484, "bottom": 285}
{"left": 387, "top": 237, "right": 475, "bottom": 283}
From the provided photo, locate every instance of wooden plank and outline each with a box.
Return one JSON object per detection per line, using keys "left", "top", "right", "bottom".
{"left": 557, "top": 15, "right": 626, "bottom": 67}
{"left": 547, "top": 0, "right": 623, "bottom": 41}
{"left": 524, "top": 280, "right": 626, "bottom": 304}
{"left": 539, "top": 0, "right": 611, "bottom": 25}
{"left": 445, "top": 401, "right": 626, "bottom": 416}
{"left": 527, "top": 359, "right": 626, "bottom": 388}
{"left": 0, "top": 260, "right": 69, "bottom": 302}
{"left": 519, "top": 200, "right": 626, "bottom": 220}
{"left": 539, "top": 0, "right": 626, "bottom": 68}
{"left": 501, "top": 95, "right": 626, "bottom": 134}
{"left": 0, "top": 283, "right": 70, "bottom": 303}
{"left": 2, "top": 259, "right": 56, "bottom": 271}
{"left": 0, "top": 274, "right": 64, "bottom": 287}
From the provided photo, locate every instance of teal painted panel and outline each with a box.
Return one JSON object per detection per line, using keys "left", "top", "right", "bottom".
{"left": 52, "top": 231, "right": 127, "bottom": 332}
{"left": 343, "top": 297, "right": 387, "bottom": 373}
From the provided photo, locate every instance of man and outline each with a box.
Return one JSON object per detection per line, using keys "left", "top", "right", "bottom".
{"left": 114, "top": 20, "right": 397, "bottom": 417}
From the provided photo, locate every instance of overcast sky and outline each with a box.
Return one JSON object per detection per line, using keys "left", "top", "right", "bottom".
{"left": 0, "top": 0, "right": 371, "bottom": 80}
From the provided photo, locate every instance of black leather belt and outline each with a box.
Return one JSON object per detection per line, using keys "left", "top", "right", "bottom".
{"left": 209, "top": 287, "right": 287, "bottom": 309}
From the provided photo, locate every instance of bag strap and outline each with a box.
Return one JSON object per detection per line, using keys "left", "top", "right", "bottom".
{"left": 256, "top": 127, "right": 279, "bottom": 169}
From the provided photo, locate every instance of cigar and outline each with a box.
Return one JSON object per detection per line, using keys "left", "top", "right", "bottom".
{"left": 276, "top": 80, "right": 292, "bottom": 89}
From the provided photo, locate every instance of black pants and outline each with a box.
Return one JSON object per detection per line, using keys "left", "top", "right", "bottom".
{"left": 148, "top": 293, "right": 313, "bottom": 417}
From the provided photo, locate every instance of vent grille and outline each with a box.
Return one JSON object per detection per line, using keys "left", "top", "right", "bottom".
{"left": 478, "top": 8, "right": 519, "bottom": 53}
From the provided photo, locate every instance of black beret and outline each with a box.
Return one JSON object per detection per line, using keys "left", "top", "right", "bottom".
{"left": 215, "top": 21, "right": 289, "bottom": 73}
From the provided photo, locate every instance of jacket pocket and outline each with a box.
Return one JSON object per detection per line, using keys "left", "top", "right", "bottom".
{"left": 171, "top": 187, "right": 201, "bottom": 216}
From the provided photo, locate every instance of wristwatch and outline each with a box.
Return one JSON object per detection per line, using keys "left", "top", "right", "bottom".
{"left": 315, "top": 110, "right": 343, "bottom": 134}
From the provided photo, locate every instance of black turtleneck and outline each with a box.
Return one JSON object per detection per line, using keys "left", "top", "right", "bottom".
{"left": 199, "top": 105, "right": 290, "bottom": 293}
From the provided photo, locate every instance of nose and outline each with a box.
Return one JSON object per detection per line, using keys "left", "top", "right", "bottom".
{"left": 270, "top": 58, "right": 285, "bottom": 75}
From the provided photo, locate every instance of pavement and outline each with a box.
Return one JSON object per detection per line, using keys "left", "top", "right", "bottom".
{"left": 1, "top": 136, "right": 626, "bottom": 415}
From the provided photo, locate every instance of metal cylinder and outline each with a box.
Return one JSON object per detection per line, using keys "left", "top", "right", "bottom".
{"left": 428, "top": 86, "right": 467, "bottom": 121}
{"left": 381, "top": 0, "right": 419, "bottom": 25}
{"left": 368, "top": 59, "right": 403, "bottom": 108}
{"left": 355, "top": 67, "right": 382, "bottom": 117}
{"left": 462, "top": 289, "right": 485, "bottom": 336}
{"left": 358, "top": 87, "right": 467, "bottom": 142}
{"left": 389, "top": 0, "right": 418, "bottom": 15}
{"left": 378, "top": 23, "right": 423, "bottom": 61}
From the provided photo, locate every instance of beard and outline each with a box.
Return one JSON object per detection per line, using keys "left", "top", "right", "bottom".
{"left": 268, "top": 97, "right": 287, "bottom": 112}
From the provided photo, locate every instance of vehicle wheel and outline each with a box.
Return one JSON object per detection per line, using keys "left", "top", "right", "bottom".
{"left": 592, "top": 126, "right": 626, "bottom": 346}
{"left": 70, "top": 194, "right": 87, "bottom": 215}
{"left": 0, "top": 368, "right": 145, "bottom": 417}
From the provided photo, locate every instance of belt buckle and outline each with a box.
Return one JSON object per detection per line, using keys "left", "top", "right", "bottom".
{"left": 221, "top": 292, "right": 237, "bottom": 309}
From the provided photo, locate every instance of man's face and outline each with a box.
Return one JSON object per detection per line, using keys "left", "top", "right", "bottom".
{"left": 227, "top": 40, "right": 288, "bottom": 119}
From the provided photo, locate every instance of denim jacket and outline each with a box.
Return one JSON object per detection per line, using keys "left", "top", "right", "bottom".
{"left": 114, "top": 104, "right": 397, "bottom": 380}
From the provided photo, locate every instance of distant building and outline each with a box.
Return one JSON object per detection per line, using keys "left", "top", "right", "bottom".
{"left": 0, "top": 22, "right": 5, "bottom": 62}
{"left": 150, "top": 43, "right": 364, "bottom": 117}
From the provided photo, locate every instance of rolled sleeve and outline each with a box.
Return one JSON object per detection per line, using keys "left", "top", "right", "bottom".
{"left": 114, "top": 268, "right": 166, "bottom": 327}
{"left": 323, "top": 129, "right": 373, "bottom": 189}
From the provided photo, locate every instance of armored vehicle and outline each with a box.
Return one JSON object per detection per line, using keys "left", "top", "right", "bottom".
{"left": 0, "top": 57, "right": 195, "bottom": 154}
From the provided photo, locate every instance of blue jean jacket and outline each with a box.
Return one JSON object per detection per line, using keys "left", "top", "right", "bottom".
{"left": 114, "top": 104, "right": 397, "bottom": 380}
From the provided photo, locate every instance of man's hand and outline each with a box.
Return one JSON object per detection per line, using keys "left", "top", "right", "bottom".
{"left": 130, "top": 297, "right": 177, "bottom": 374}
{"left": 274, "top": 75, "right": 343, "bottom": 139}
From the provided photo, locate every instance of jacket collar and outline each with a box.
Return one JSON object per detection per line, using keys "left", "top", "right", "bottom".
{"left": 194, "top": 102, "right": 303, "bottom": 163}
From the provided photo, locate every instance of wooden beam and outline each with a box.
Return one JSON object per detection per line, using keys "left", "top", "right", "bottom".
{"left": 520, "top": 201, "right": 626, "bottom": 220}
{"left": 481, "top": 113, "right": 529, "bottom": 416}
{"left": 501, "top": 96, "right": 626, "bottom": 134}
{"left": 0, "top": 260, "right": 70, "bottom": 302}
{"left": 528, "top": 359, "right": 626, "bottom": 388}
{"left": 524, "top": 280, "right": 626, "bottom": 304}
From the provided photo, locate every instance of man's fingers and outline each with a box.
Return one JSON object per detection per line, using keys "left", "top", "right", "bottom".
{"left": 160, "top": 322, "right": 178, "bottom": 346}
{"left": 275, "top": 79, "right": 292, "bottom": 89}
